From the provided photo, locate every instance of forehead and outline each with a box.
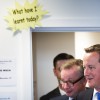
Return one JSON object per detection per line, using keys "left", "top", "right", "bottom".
{"left": 83, "top": 52, "right": 99, "bottom": 65}
{"left": 56, "top": 60, "right": 67, "bottom": 67}
{"left": 61, "top": 66, "right": 80, "bottom": 79}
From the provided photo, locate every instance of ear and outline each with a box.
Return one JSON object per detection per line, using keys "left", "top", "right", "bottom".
{"left": 53, "top": 68, "right": 57, "bottom": 76}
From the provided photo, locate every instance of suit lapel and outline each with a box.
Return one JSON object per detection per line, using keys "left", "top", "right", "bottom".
{"left": 83, "top": 88, "right": 93, "bottom": 100}
{"left": 61, "top": 95, "right": 69, "bottom": 100}
{"left": 55, "top": 87, "right": 61, "bottom": 96}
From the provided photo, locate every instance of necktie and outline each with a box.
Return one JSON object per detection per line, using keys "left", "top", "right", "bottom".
{"left": 97, "top": 92, "right": 100, "bottom": 100}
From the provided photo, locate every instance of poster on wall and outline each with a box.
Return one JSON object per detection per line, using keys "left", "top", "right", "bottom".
{"left": 0, "top": 58, "right": 16, "bottom": 86}
{"left": 5, "top": 0, "right": 48, "bottom": 32}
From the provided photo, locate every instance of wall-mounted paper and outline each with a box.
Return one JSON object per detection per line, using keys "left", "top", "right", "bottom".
{"left": 0, "top": 92, "right": 17, "bottom": 100}
{"left": 5, "top": 0, "right": 48, "bottom": 32}
{"left": 0, "top": 59, "right": 16, "bottom": 86}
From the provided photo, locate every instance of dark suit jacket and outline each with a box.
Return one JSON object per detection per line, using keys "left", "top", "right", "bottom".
{"left": 75, "top": 88, "right": 94, "bottom": 100}
{"left": 50, "top": 87, "right": 90, "bottom": 100}
{"left": 50, "top": 95, "right": 69, "bottom": 100}
{"left": 40, "top": 87, "right": 61, "bottom": 100}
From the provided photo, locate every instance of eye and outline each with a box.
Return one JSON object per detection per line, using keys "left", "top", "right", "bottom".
{"left": 68, "top": 79, "right": 74, "bottom": 83}
{"left": 88, "top": 65, "right": 96, "bottom": 70}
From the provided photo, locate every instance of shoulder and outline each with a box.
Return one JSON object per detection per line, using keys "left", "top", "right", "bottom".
{"left": 50, "top": 95, "right": 69, "bottom": 100}
{"left": 80, "top": 88, "right": 93, "bottom": 95}
{"left": 40, "top": 87, "right": 61, "bottom": 100}
{"left": 76, "top": 88, "right": 94, "bottom": 100}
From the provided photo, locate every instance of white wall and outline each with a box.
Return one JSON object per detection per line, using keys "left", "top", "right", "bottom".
{"left": 38, "top": 0, "right": 100, "bottom": 27}
{"left": 0, "top": 0, "right": 33, "bottom": 100}
{"left": 75, "top": 32, "right": 100, "bottom": 59}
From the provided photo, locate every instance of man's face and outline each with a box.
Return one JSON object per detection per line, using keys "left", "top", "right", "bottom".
{"left": 53, "top": 60, "right": 67, "bottom": 79}
{"left": 60, "top": 66, "right": 85, "bottom": 98}
{"left": 83, "top": 52, "right": 100, "bottom": 90}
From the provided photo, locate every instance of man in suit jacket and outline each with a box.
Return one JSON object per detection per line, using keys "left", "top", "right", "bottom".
{"left": 40, "top": 87, "right": 61, "bottom": 100}
{"left": 40, "top": 53, "right": 74, "bottom": 100}
{"left": 76, "top": 44, "right": 100, "bottom": 100}
{"left": 50, "top": 59, "right": 87, "bottom": 100}
{"left": 75, "top": 88, "right": 93, "bottom": 100}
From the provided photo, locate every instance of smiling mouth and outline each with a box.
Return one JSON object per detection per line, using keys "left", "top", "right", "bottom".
{"left": 66, "top": 90, "right": 72, "bottom": 94}
{"left": 87, "top": 77, "right": 93, "bottom": 81}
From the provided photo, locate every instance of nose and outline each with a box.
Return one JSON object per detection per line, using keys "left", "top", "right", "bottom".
{"left": 84, "top": 67, "right": 90, "bottom": 76}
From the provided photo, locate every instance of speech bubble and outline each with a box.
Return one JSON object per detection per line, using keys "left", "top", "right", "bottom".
{"left": 5, "top": 0, "right": 48, "bottom": 32}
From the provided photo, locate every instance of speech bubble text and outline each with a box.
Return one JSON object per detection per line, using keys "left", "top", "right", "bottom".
{"left": 5, "top": 0, "right": 48, "bottom": 32}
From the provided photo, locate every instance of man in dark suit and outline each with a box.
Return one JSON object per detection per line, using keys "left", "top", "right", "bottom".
{"left": 75, "top": 88, "right": 93, "bottom": 100}
{"left": 76, "top": 44, "right": 100, "bottom": 100}
{"left": 40, "top": 53, "right": 74, "bottom": 100}
{"left": 50, "top": 59, "right": 87, "bottom": 100}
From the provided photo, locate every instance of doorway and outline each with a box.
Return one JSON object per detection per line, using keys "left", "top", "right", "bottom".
{"left": 32, "top": 31, "right": 75, "bottom": 100}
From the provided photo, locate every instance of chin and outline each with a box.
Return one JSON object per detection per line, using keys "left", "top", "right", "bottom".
{"left": 67, "top": 93, "right": 73, "bottom": 97}
{"left": 88, "top": 83, "right": 94, "bottom": 88}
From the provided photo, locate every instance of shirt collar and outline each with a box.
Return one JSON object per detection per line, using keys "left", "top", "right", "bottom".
{"left": 69, "top": 97, "right": 74, "bottom": 100}
{"left": 59, "top": 87, "right": 66, "bottom": 95}
{"left": 92, "top": 88, "right": 98, "bottom": 100}
{"left": 59, "top": 87, "right": 73, "bottom": 100}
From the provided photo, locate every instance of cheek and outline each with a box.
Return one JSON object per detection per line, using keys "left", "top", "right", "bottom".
{"left": 56, "top": 71, "right": 61, "bottom": 78}
{"left": 74, "top": 84, "right": 83, "bottom": 91}
{"left": 61, "top": 84, "right": 64, "bottom": 89}
{"left": 95, "top": 68, "right": 100, "bottom": 75}
{"left": 95, "top": 70, "right": 100, "bottom": 79}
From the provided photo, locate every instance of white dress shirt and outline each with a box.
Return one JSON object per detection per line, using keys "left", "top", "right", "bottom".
{"left": 92, "top": 88, "right": 98, "bottom": 100}
{"left": 69, "top": 97, "right": 74, "bottom": 100}
{"left": 59, "top": 87, "right": 66, "bottom": 95}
